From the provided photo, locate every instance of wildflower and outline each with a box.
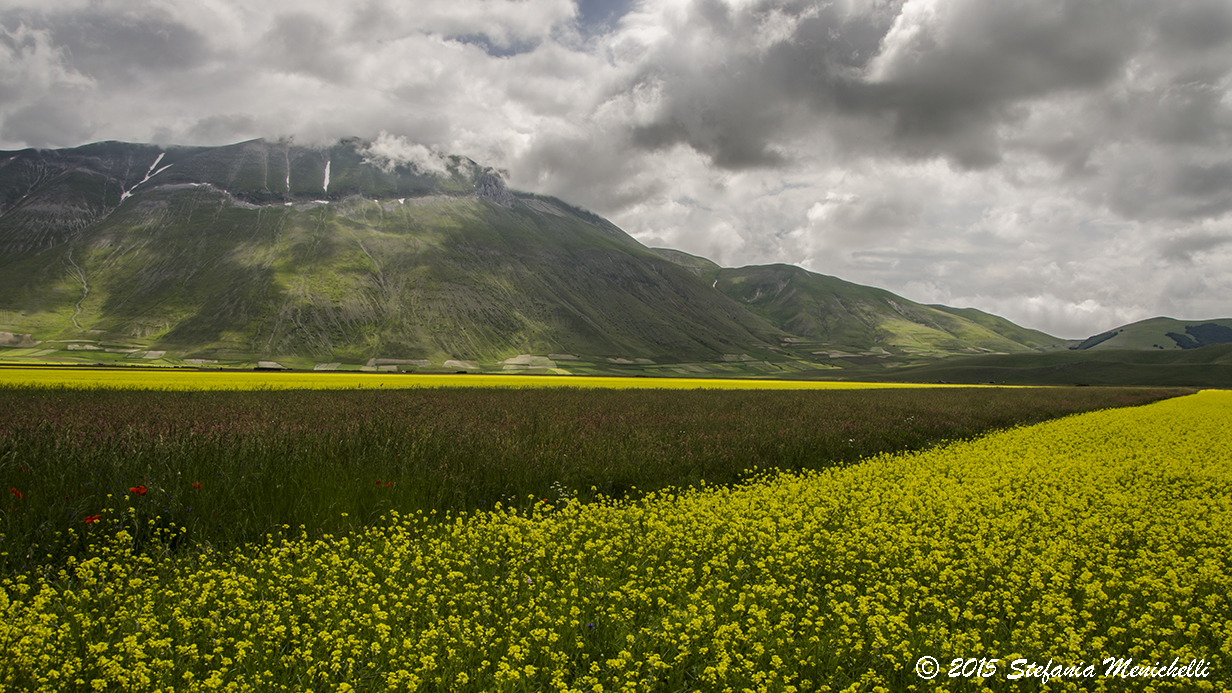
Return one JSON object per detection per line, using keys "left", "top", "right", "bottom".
{"left": 191, "top": 482, "right": 203, "bottom": 490}
{"left": 129, "top": 485, "right": 147, "bottom": 496}
{"left": 84, "top": 514, "right": 101, "bottom": 524}
{"left": 10, "top": 488, "right": 23, "bottom": 499}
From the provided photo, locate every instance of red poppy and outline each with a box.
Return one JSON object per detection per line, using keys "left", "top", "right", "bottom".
{"left": 191, "top": 482, "right": 203, "bottom": 490}
{"left": 9, "top": 488, "right": 22, "bottom": 500}
{"left": 84, "top": 514, "right": 101, "bottom": 525}
{"left": 129, "top": 485, "right": 147, "bottom": 496}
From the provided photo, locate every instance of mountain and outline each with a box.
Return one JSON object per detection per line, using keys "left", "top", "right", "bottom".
{"left": 0, "top": 137, "right": 1063, "bottom": 374}
{"left": 0, "top": 139, "right": 792, "bottom": 367}
{"left": 651, "top": 249, "right": 1068, "bottom": 357}
{"left": 712, "top": 261, "right": 1063, "bottom": 354}
{"left": 1069, "top": 317, "right": 1232, "bottom": 351}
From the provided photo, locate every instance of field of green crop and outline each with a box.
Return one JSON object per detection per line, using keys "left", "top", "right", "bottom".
{"left": 0, "top": 383, "right": 1185, "bottom": 570}
{"left": 0, "top": 382, "right": 1226, "bottom": 691}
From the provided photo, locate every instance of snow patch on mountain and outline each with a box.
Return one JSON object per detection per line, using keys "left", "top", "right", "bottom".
{"left": 120, "top": 152, "right": 171, "bottom": 202}
{"left": 147, "top": 153, "right": 165, "bottom": 174}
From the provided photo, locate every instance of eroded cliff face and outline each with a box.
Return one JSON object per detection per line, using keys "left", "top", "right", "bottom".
{"left": 0, "top": 331, "right": 38, "bottom": 347}
{"left": 476, "top": 170, "right": 515, "bottom": 207}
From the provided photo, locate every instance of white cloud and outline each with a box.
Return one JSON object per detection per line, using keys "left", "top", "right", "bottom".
{"left": 1, "top": 0, "right": 1231, "bottom": 336}
{"left": 361, "top": 132, "right": 449, "bottom": 175}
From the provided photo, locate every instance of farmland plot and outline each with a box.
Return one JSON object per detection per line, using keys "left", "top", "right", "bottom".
{"left": 0, "top": 387, "right": 1226, "bottom": 691}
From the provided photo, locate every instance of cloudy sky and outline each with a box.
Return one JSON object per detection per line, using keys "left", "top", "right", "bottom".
{"left": 2, "top": 0, "right": 1231, "bottom": 338}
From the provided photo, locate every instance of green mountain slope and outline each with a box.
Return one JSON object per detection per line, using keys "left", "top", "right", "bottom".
{"left": 650, "top": 251, "right": 1065, "bottom": 356}
{"left": 0, "top": 140, "right": 788, "bottom": 365}
{"left": 649, "top": 248, "right": 722, "bottom": 282}
{"left": 928, "top": 305, "right": 1067, "bottom": 350}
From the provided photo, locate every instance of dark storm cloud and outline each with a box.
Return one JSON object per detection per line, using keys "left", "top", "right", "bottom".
{"left": 1156, "top": 0, "right": 1232, "bottom": 54}
{"left": 14, "top": 7, "right": 208, "bottom": 84}
{"left": 625, "top": 0, "right": 899, "bottom": 169}
{"left": 1174, "top": 162, "right": 1232, "bottom": 201}
{"left": 0, "top": 94, "right": 91, "bottom": 148}
{"left": 1104, "top": 158, "right": 1232, "bottom": 221}
{"left": 1126, "top": 83, "right": 1232, "bottom": 148}
{"left": 1159, "top": 230, "right": 1232, "bottom": 263}
{"left": 868, "top": 3, "right": 1136, "bottom": 106}
{"left": 625, "top": 0, "right": 1156, "bottom": 170}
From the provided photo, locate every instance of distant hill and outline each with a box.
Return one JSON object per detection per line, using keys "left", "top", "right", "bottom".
{"left": 714, "top": 262, "right": 1064, "bottom": 354}
{"left": 1070, "top": 317, "right": 1232, "bottom": 351}
{"left": 651, "top": 250, "right": 1069, "bottom": 356}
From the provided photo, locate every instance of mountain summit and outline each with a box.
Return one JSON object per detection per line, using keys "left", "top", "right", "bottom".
{"left": 0, "top": 138, "right": 1065, "bottom": 374}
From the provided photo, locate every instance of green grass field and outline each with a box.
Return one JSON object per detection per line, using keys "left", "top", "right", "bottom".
{"left": 870, "top": 344, "right": 1232, "bottom": 388}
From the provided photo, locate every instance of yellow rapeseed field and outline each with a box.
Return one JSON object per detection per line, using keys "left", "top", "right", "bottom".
{"left": 0, "top": 367, "right": 957, "bottom": 391}
{"left": 1, "top": 390, "right": 1228, "bottom": 691}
